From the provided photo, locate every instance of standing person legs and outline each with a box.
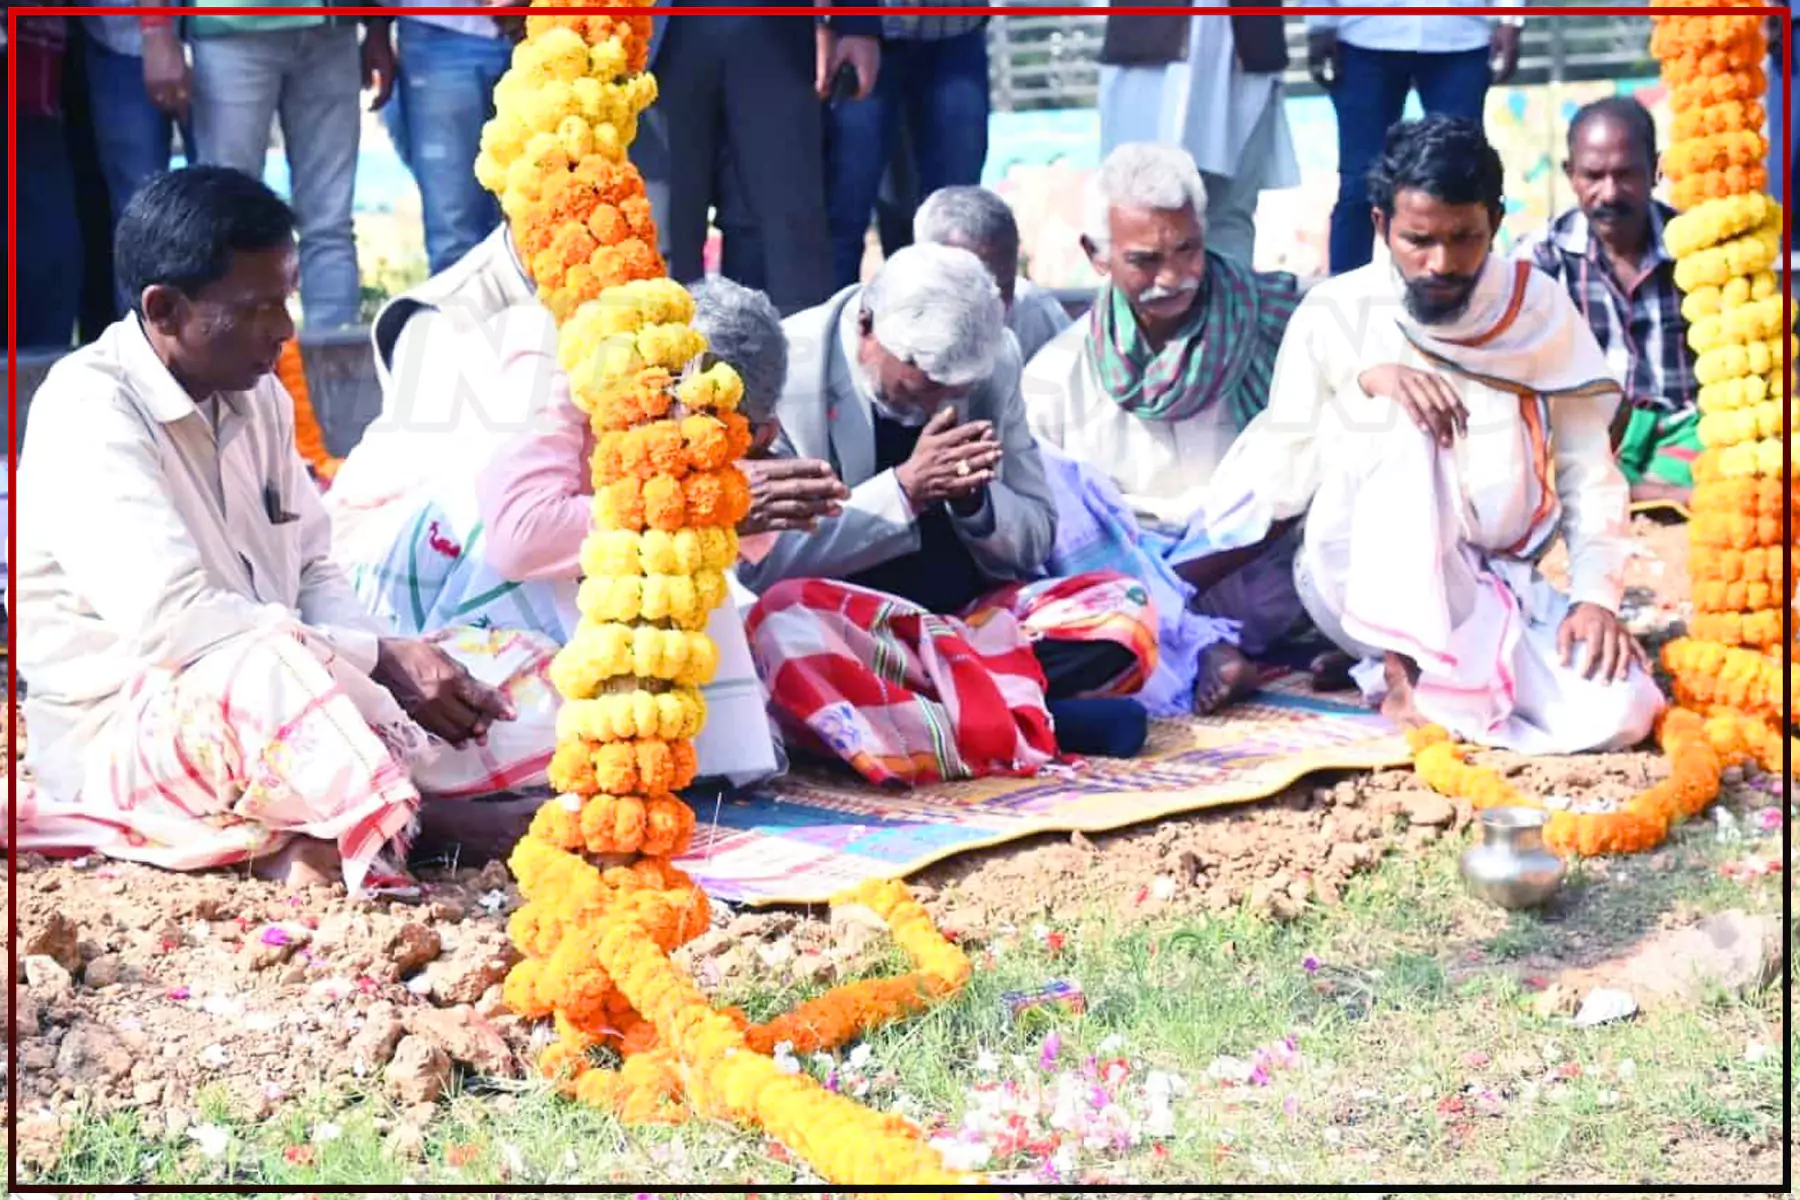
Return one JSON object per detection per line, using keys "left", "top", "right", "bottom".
{"left": 722, "top": 17, "right": 835, "bottom": 314}
{"left": 874, "top": 126, "right": 920, "bottom": 257}
{"left": 14, "top": 112, "right": 82, "bottom": 349}
{"left": 189, "top": 32, "right": 287, "bottom": 176}
{"left": 83, "top": 38, "right": 176, "bottom": 226}
{"left": 393, "top": 21, "right": 511, "bottom": 273}
{"left": 277, "top": 25, "right": 365, "bottom": 330}
{"left": 637, "top": 15, "right": 724, "bottom": 288}
{"left": 824, "top": 39, "right": 905, "bottom": 290}
{"left": 905, "top": 27, "right": 990, "bottom": 196}
{"left": 1325, "top": 43, "right": 1413, "bottom": 275}
{"left": 63, "top": 22, "right": 118, "bottom": 339}
{"left": 1410, "top": 45, "right": 1492, "bottom": 121}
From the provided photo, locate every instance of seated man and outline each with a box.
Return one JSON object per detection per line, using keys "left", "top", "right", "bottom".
{"left": 327, "top": 233, "right": 844, "bottom": 787}
{"left": 1516, "top": 97, "right": 1699, "bottom": 508}
{"left": 912, "top": 184, "right": 1073, "bottom": 364}
{"left": 1022, "top": 142, "right": 1342, "bottom": 716}
{"left": 13, "top": 168, "right": 530, "bottom": 892}
{"left": 740, "top": 243, "right": 1156, "bottom": 785}
{"left": 1205, "top": 116, "right": 1664, "bottom": 754}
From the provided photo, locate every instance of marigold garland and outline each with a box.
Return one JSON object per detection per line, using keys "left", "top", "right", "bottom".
{"left": 1650, "top": 2, "right": 1794, "bottom": 763}
{"left": 481, "top": 4, "right": 980, "bottom": 1187}
{"left": 275, "top": 340, "right": 343, "bottom": 485}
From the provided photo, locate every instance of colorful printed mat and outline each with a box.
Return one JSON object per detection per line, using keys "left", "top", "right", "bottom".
{"left": 675, "top": 672, "right": 1408, "bottom": 907}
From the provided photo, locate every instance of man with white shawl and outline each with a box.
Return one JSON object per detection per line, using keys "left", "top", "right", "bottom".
{"left": 1204, "top": 116, "right": 1664, "bottom": 753}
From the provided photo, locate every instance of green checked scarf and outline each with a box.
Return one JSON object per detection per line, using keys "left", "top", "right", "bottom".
{"left": 1089, "top": 251, "right": 1300, "bottom": 431}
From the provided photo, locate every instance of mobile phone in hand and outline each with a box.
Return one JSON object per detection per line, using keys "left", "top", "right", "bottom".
{"left": 828, "top": 60, "right": 859, "bottom": 106}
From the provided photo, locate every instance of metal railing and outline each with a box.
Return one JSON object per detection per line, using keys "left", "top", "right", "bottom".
{"left": 986, "top": 5, "right": 1662, "bottom": 112}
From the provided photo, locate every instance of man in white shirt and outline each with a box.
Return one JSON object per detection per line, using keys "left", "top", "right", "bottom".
{"left": 1204, "top": 117, "right": 1664, "bottom": 754}
{"left": 14, "top": 167, "right": 532, "bottom": 893}
{"left": 1307, "top": 0, "right": 1523, "bottom": 273}
{"left": 911, "top": 184, "right": 1072, "bottom": 365}
{"left": 1021, "top": 143, "right": 1340, "bottom": 718}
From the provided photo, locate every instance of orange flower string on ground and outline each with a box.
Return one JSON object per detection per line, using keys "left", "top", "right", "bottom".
{"left": 1407, "top": 710, "right": 1723, "bottom": 858}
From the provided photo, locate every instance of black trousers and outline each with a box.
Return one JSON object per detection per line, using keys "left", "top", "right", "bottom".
{"left": 629, "top": 14, "right": 833, "bottom": 315}
{"left": 1033, "top": 638, "right": 1136, "bottom": 702}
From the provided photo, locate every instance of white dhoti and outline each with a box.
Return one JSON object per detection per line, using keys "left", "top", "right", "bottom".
{"left": 1293, "top": 420, "right": 1663, "bottom": 755}
{"left": 17, "top": 625, "right": 558, "bottom": 895}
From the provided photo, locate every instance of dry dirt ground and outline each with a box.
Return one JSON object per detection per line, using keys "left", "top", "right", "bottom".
{"left": 4, "top": 519, "right": 1715, "bottom": 1171}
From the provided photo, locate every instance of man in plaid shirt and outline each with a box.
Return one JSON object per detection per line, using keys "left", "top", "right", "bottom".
{"left": 1516, "top": 97, "right": 1698, "bottom": 508}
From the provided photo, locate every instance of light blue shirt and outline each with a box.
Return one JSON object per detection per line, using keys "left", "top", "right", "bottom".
{"left": 1306, "top": 0, "right": 1524, "bottom": 55}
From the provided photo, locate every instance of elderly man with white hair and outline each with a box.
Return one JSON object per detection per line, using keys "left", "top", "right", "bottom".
{"left": 1022, "top": 142, "right": 1348, "bottom": 717}
{"left": 740, "top": 242, "right": 1157, "bottom": 786}
{"left": 912, "top": 184, "right": 1073, "bottom": 364}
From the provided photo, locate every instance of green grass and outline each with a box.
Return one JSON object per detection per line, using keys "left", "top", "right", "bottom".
{"left": 31, "top": 808, "right": 1785, "bottom": 1189}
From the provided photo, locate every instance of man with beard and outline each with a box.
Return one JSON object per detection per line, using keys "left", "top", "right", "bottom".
{"left": 1516, "top": 98, "right": 1698, "bottom": 508}
{"left": 1203, "top": 116, "right": 1665, "bottom": 754}
{"left": 1021, "top": 143, "right": 1347, "bottom": 718}
{"left": 740, "top": 244, "right": 1157, "bottom": 785}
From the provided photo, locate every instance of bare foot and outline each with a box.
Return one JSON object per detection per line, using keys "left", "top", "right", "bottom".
{"left": 1193, "top": 643, "right": 1258, "bottom": 715}
{"left": 250, "top": 836, "right": 342, "bottom": 890}
{"left": 1308, "top": 650, "right": 1357, "bottom": 693}
{"left": 413, "top": 795, "right": 541, "bottom": 867}
{"left": 1629, "top": 481, "right": 1690, "bottom": 510}
{"left": 1377, "top": 651, "right": 1427, "bottom": 729}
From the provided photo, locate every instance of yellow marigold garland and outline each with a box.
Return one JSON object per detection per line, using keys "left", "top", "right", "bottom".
{"left": 1650, "top": 1, "right": 1793, "bottom": 765}
{"left": 481, "top": 3, "right": 979, "bottom": 1187}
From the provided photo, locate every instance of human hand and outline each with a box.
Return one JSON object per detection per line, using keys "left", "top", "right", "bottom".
{"left": 815, "top": 29, "right": 880, "bottom": 100}
{"left": 1557, "top": 602, "right": 1649, "bottom": 684}
{"left": 738, "top": 457, "right": 852, "bottom": 534}
{"left": 362, "top": 24, "right": 397, "bottom": 111}
{"left": 141, "top": 26, "right": 191, "bottom": 121}
{"left": 894, "top": 407, "right": 1002, "bottom": 512}
{"left": 373, "top": 638, "right": 516, "bottom": 747}
{"left": 1490, "top": 23, "right": 1522, "bottom": 85}
{"left": 1306, "top": 29, "right": 1339, "bottom": 89}
{"left": 1357, "top": 362, "right": 1470, "bottom": 448}
{"left": 484, "top": 0, "right": 530, "bottom": 41}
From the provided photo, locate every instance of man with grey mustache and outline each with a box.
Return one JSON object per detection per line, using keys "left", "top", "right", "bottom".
{"left": 1021, "top": 143, "right": 1350, "bottom": 717}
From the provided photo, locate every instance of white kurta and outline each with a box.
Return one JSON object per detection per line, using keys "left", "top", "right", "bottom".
{"left": 1204, "top": 258, "right": 1665, "bottom": 754}
{"left": 1021, "top": 318, "right": 1242, "bottom": 533}
{"left": 1097, "top": 6, "right": 1300, "bottom": 189}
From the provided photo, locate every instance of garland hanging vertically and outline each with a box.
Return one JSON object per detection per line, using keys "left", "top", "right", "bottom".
{"left": 1410, "top": 4, "right": 1796, "bottom": 851}
{"left": 472, "top": 4, "right": 980, "bottom": 1187}
{"left": 1651, "top": 1, "right": 1798, "bottom": 764}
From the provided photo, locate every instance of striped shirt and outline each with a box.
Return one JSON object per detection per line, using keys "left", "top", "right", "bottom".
{"left": 1516, "top": 203, "right": 1695, "bottom": 416}
{"left": 879, "top": 1, "right": 987, "bottom": 42}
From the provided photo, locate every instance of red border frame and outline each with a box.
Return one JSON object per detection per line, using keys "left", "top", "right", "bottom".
{"left": 7, "top": 7, "right": 1792, "bottom": 1194}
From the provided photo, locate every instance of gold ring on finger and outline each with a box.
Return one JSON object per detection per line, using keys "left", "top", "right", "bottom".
{"left": 955, "top": 460, "right": 971, "bottom": 478}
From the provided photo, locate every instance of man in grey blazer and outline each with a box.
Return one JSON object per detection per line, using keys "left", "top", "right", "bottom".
{"left": 628, "top": 3, "right": 881, "bottom": 316}
{"left": 737, "top": 244, "right": 1156, "bottom": 777}
{"left": 739, "top": 242, "right": 1053, "bottom": 596}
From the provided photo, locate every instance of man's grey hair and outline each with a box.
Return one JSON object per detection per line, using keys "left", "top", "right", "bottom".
{"left": 689, "top": 276, "right": 787, "bottom": 423}
{"left": 1082, "top": 142, "right": 1210, "bottom": 251}
{"left": 913, "top": 186, "right": 1021, "bottom": 264}
{"left": 860, "top": 243, "right": 1005, "bottom": 387}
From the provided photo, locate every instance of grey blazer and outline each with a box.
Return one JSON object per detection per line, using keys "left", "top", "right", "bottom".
{"left": 737, "top": 286, "right": 1058, "bottom": 594}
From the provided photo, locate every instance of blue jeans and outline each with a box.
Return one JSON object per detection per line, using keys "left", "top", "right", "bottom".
{"left": 83, "top": 39, "right": 178, "bottom": 227}
{"left": 1770, "top": 26, "right": 1797, "bottom": 234}
{"left": 189, "top": 26, "right": 364, "bottom": 330}
{"left": 16, "top": 115, "right": 83, "bottom": 350}
{"left": 824, "top": 27, "right": 990, "bottom": 289}
{"left": 1327, "top": 43, "right": 1491, "bottom": 275}
{"left": 387, "top": 20, "right": 511, "bottom": 274}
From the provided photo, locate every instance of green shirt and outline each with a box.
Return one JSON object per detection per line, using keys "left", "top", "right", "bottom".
{"left": 184, "top": 1, "right": 352, "bottom": 39}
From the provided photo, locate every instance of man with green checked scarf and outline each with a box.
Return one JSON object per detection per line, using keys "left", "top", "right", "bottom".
{"left": 1022, "top": 143, "right": 1352, "bottom": 716}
